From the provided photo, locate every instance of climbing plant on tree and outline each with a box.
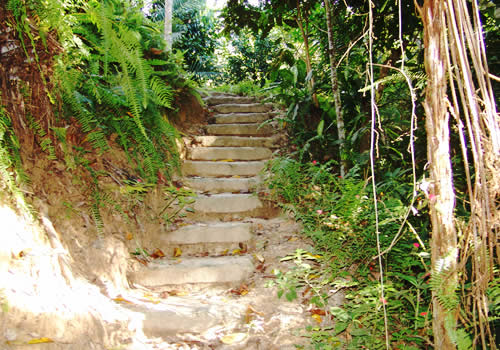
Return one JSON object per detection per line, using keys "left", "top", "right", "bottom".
{"left": 419, "top": 0, "right": 499, "bottom": 346}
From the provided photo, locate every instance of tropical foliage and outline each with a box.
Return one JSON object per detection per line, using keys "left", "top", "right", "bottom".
{"left": 220, "top": 0, "right": 499, "bottom": 348}
{"left": 58, "top": 0, "right": 184, "bottom": 182}
{"left": 0, "top": 0, "right": 498, "bottom": 347}
{"left": 1, "top": 0, "right": 200, "bottom": 232}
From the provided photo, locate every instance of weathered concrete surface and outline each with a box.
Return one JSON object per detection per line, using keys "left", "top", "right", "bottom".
{"left": 213, "top": 103, "right": 273, "bottom": 114}
{"left": 126, "top": 297, "right": 243, "bottom": 336}
{"left": 182, "top": 160, "right": 266, "bottom": 177}
{"left": 129, "top": 256, "right": 254, "bottom": 286}
{"left": 187, "top": 147, "right": 272, "bottom": 161}
{"left": 184, "top": 176, "right": 261, "bottom": 193}
{"left": 190, "top": 135, "right": 277, "bottom": 148}
{"left": 205, "top": 95, "right": 255, "bottom": 105}
{"left": 214, "top": 112, "right": 270, "bottom": 124}
{"left": 161, "top": 222, "right": 252, "bottom": 244}
{"left": 206, "top": 123, "right": 273, "bottom": 136}
{"left": 193, "top": 193, "right": 262, "bottom": 213}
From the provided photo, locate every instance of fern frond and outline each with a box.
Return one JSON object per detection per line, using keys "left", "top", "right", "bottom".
{"left": 85, "top": 130, "right": 109, "bottom": 151}
{"left": 359, "top": 70, "right": 427, "bottom": 93}
{"left": 40, "top": 137, "right": 57, "bottom": 160}
{"left": 0, "top": 100, "right": 31, "bottom": 213}
{"left": 430, "top": 266, "right": 460, "bottom": 311}
{"left": 150, "top": 76, "right": 174, "bottom": 108}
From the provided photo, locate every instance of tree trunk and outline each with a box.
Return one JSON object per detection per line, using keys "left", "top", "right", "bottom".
{"left": 324, "top": 0, "right": 345, "bottom": 177}
{"left": 295, "top": 0, "right": 318, "bottom": 107}
{"left": 420, "top": 1, "right": 458, "bottom": 348}
{"left": 164, "top": 0, "right": 172, "bottom": 51}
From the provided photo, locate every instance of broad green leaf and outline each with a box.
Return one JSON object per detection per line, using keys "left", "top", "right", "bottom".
{"left": 317, "top": 119, "right": 324, "bottom": 136}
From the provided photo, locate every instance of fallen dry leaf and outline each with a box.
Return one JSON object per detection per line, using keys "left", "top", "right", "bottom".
{"left": 238, "top": 242, "right": 248, "bottom": 253}
{"left": 169, "top": 290, "right": 188, "bottom": 296}
{"left": 113, "top": 296, "right": 133, "bottom": 304}
{"left": 150, "top": 249, "right": 165, "bottom": 259}
{"left": 173, "top": 247, "right": 182, "bottom": 257}
{"left": 245, "top": 304, "right": 264, "bottom": 323}
{"left": 220, "top": 333, "right": 247, "bottom": 344}
{"left": 28, "top": 337, "right": 54, "bottom": 344}
{"left": 254, "top": 253, "right": 265, "bottom": 263}
{"left": 302, "top": 286, "right": 312, "bottom": 297}
{"left": 142, "top": 293, "right": 160, "bottom": 304}
{"left": 256, "top": 263, "right": 266, "bottom": 273}
{"left": 230, "top": 283, "right": 249, "bottom": 296}
{"left": 7, "top": 337, "right": 54, "bottom": 345}
{"left": 310, "top": 308, "right": 326, "bottom": 316}
{"left": 125, "top": 232, "right": 134, "bottom": 240}
{"left": 134, "top": 256, "right": 148, "bottom": 266}
{"left": 311, "top": 314, "right": 322, "bottom": 324}
{"left": 305, "top": 253, "right": 322, "bottom": 260}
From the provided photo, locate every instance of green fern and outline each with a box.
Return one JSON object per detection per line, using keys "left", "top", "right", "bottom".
{"left": 452, "top": 328, "right": 473, "bottom": 350}
{"left": 52, "top": 0, "right": 199, "bottom": 231}
{"left": 150, "top": 76, "right": 174, "bottom": 108}
{"left": 429, "top": 265, "right": 460, "bottom": 311}
{"left": 359, "top": 70, "right": 427, "bottom": 93}
{"left": 25, "top": 113, "right": 57, "bottom": 160}
{"left": 0, "top": 99, "right": 31, "bottom": 214}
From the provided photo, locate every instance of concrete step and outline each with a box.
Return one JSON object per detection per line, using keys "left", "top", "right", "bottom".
{"left": 193, "top": 193, "right": 262, "bottom": 213}
{"left": 129, "top": 255, "right": 254, "bottom": 286}
{"left": 182, "top": 160, "right": 266, "bottom": 177}
{"left": 214, "top": 112, "right": 270, "bottom": 124}
{"left": 213, "top": 103, "right": 273, "bottom": 114}
{"left": 159, "top": 222, "right": 253, "bottom": 256}
{"left": 206, "top": 123, "right": 273, "bottom": 136}
{"left": 184, "top": 176, "right": 261, "bottom": 193}
{"left": 190, "top": 135, "right": 277, "bottom": 148}
{"left": 162, "top": 222, "right": 252, "bottom": 244}
{"left": 125, "top": 298, "right": 243, "bottom": 336}
{"left": 205, "top": 95, "right": 255, "bottom": 105}
{"left": 187, "top": 146, "right": 272, "bottom": 161}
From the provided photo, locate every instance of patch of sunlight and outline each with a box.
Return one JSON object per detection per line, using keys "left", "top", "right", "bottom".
{"left": 0, "top": 204, "right": 133, "bottom": 325}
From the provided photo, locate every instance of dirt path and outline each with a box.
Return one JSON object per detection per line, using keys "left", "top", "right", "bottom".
{"left": 1, "top": 92, "right": 339, "bottom": 350}
{"left": 118, "top": 92, "right": 332, "bottom": 349}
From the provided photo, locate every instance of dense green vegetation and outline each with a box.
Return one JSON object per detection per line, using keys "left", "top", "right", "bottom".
{"left": 0, "top": 0, "right": 498, "bottom": 348}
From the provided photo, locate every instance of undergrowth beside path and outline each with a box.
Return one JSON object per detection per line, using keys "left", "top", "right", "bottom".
{"left": 264, "top": 157, "right": 433, "bottom": 349}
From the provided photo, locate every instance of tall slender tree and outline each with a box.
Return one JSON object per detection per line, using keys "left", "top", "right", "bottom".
{"left": 324, "top": 0, "right": 345, "bottom": 176}
{"left": 164, "top": 0, "right": 172, "bottom": 51}
{"left": 420, "top": 1, "right": 458, "bottom": 347}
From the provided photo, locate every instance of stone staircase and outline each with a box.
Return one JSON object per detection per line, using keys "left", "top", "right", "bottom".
{"left": 126, "top": 92, "right": 282, "bottom": 340}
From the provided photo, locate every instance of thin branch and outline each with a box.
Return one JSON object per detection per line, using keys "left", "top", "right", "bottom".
{"left": 335, "top": 30, "right": 368, "bottom": 69}
{"left": 488, "top": 73, "right": 500, "bottom": 82}
{"left": 367, "top": 1, "right": 389, "bottom": 348}
{"left": 369, "top": 63, "right": 420, "bottom": 261}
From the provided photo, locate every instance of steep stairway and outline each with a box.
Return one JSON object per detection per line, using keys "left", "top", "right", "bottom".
{"left": 126, "top": 92, "right": 284, "bottom": 341}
